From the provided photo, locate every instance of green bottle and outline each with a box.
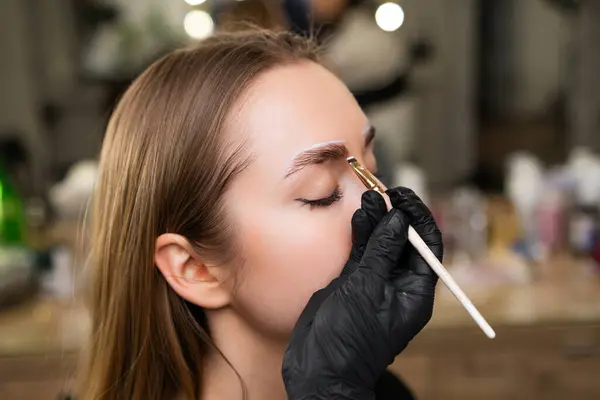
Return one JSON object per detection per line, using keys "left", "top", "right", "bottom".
{"left": 0, "top": 158, "right": 27, "bottom": 246}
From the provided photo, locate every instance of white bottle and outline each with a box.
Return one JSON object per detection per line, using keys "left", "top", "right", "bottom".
{"left": 505, "top": 152, "right": 545, "bottom": 260}
{"left": 392, "top": 163, "right": 429, "bottom": 205}
{"left": 451, "top": 187, "right": 488, "bottom": 260}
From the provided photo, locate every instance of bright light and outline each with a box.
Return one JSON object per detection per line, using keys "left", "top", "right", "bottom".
{"left": 184, "top": 10, "right": 214, "bottom": 40}
{"left": 375, "top": 2, "right": 405, "bottom": 32}
{"left": 184, "top": 0, "right": 206, "bottom": 5}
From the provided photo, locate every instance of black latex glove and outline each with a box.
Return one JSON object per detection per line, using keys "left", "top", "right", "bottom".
{"left": 282, "top": 188, "right": 443, "bottom": 400}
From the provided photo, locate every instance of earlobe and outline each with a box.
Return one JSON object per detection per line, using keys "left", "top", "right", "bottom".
{"left": 155, "top": 233, "right": 231, "bottom": 310}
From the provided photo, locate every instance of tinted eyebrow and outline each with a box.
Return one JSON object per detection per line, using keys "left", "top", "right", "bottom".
{"left": 284, "top": 142, "right": 349, "bottom": 179}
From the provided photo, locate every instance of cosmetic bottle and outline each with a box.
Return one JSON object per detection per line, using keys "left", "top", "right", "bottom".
{"left": 450, "top": 187, "right": 488, "bottom": 261}
{"left": 505, "top": 152, "right": 545, "bottom": 261}
{"left": 392, "top": 162, "right": 429, "bottom": 205}
{"left": 537, "top": 184, "right": 567, "bottom": 258}
{"left": 568, "top": 160, "right": 600, "bottom": 257}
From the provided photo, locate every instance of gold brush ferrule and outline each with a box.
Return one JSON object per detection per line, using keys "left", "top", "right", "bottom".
{"left": 346, "top": 157, "right": 386, "bottom": 195}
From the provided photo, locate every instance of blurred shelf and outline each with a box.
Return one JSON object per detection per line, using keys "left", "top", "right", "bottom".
{"left": 430, "top": 256, "right": 600, "bottom": 329}
{"left": 390, "top": 256, "right": 600, "bottom": 400}
{"left": 0, "top": 254, "right": 599, "bottom": 399}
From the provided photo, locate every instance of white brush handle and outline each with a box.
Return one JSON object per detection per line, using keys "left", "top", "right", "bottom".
{"left": 378, "top": 185, "right": 495, "bottom": 338}
{"left": 407, "top": 226, "right": 496, "bottom": 339}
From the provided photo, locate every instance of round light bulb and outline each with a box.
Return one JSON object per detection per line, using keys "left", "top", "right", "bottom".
{"left": 184, "top": 0, "right": 206, "bottom": 5}
{"left": 184, "top": 10, "right": 214, "bottom": 40}
{"left": 375, "top": 2, "right": 405, "bottom": 32}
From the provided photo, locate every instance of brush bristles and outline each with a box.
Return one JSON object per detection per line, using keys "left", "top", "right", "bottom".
{"left": 347, "top": 156, "right": 357, "bottom": 163}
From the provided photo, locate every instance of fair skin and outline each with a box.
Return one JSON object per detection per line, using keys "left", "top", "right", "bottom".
{"left": 155, "top": 61, "right": 378, "bottom": 399}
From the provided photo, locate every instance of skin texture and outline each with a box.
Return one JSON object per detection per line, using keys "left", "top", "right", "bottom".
{"left": 155, "top": 61, "right": 378, "bottom": 399}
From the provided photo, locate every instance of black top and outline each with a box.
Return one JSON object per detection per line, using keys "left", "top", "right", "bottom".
{"left": 376, "top": 371, "right": 415, "bottom": 400}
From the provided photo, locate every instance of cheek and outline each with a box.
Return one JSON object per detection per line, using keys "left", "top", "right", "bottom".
{"left": 231, "top": 205, "right": 353, "bottom": 335}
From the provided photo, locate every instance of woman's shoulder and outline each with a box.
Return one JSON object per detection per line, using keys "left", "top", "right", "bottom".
{"left": 375, "top": 370, "right": 415, "bottom": 400}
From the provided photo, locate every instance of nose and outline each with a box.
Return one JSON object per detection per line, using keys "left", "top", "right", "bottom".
{"left": 344, "top": 165, "right": 392, "bottom": 216}
{"left": 343, "top": 171, "right": 370, "bottom": 214}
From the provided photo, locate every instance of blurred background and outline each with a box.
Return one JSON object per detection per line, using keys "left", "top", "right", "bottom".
{"left": 1, "top": 0, "right": 599, "bottom": 399}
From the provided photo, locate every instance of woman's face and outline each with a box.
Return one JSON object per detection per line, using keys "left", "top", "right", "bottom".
{"left": 221, "top": 61, "right": 378, "bottom": 337}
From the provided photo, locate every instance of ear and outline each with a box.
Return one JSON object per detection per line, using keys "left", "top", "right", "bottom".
{"left": 155, "top": 233, "right": 231, "bottom": 310}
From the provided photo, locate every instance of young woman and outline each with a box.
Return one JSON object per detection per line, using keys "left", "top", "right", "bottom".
{"left": 78, "top": 29, "right": 442, "bottom": 400}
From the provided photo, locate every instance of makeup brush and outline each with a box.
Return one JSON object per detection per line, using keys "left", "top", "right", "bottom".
{"left": 347, "top": 156, "right": 496, "bottom": 339}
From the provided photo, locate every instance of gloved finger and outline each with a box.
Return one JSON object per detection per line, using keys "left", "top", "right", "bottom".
{"left": 342, "top": 191, "right": 388, "bottom": 276}
{"left": 387, "top": 187, "right": 443, "bottom": 277}
{"left": 387, "top": 187, "right": 442, "bottom": 250}
{"left": 289, "top": 276, "right": 347, "bottom": 338}
{"left": 359, "top": 208, "right": 410, "bottom": 279}
{"left": 353, "top": 190, "right": 388, "bottom": 236}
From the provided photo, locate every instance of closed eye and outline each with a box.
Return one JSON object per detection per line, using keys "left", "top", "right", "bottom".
{"left": 296, "top": 187, "right": 343, "bottom": 210}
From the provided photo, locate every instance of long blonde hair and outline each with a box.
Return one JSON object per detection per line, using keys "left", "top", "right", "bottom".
{"left": 77, "top": 30, "right": 318, "bottom": 400}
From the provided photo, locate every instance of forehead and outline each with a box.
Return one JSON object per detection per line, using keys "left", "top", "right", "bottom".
{"left": 229, "top": 62, "right": 367, "bottom": 162}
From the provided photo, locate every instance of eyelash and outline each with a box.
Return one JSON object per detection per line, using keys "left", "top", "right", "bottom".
{"left": 297, "top": 187, "right": 344, "bottom": 210}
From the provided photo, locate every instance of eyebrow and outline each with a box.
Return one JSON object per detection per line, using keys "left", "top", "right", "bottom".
{"left": 284, "top": 124, "right": 376, "bottom": 179}
{"left": 284, "top": 142, "right": 348, "bottom": 178}
{"left": 364, "top": 125, "right": 376, "bottom": 146}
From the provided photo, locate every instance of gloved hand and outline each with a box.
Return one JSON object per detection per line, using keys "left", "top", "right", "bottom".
{"left": 282, "top": 187, "right": 443, "bottom": 400}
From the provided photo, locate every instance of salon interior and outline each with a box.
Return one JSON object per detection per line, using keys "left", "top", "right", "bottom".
{"left": 1, "top": 0, "right": 600, "bottom": 399}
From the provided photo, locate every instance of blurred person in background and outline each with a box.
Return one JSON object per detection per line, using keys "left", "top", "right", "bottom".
{"left": 214, "top": 0, "right": 429, "bottom": 183}
{"left": 77, "top": 29, "right": 442, "bottom": 400}
{"left": 282, "top": 0, "right": 428, "bottom": 184}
